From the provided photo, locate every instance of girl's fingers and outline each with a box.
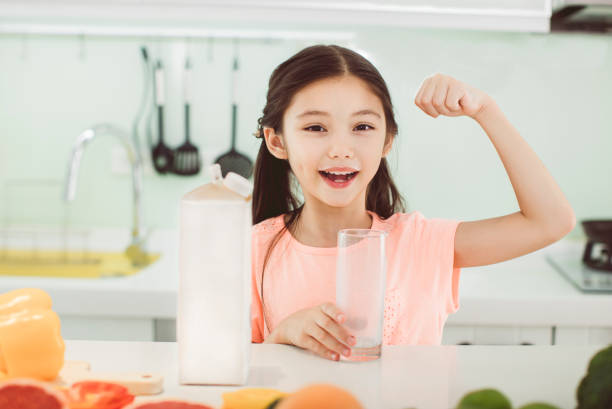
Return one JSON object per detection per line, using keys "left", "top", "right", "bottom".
{"left": 318, "top": 303, "right": 355, "bottom": 349}
{"left": 314, "top": 313, "right": 354, "bottom": 348}
{"left": 413, "top": 78, "right": 427, "bottom": 109}
{"left": 319, "top": 303, "right": 345, "bottom": 324}
{"left": 301, "top": 335, "right": 339, "bottom": 361}
{"left": 416, "top": 74, "right": 481, "bottom": 118}
{"left": 432, "top": 81, "right": 453, "bottom": 116}
{"left": 445, "top": 83, "right": 464, "bottom": 113}
{"left": 308, "top": 323, "right": 351, "bottom": 358}
{"left": 414, "top": 78, "right": 433, "bottom": 116}
{"left": 419, "top": 78, "right": 439, "bottom": 117}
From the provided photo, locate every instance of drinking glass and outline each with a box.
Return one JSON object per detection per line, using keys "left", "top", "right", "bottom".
{"left": 336, "top": 229, "right": 387, "bottom": 361}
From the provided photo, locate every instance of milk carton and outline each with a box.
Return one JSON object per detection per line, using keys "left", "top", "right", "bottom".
{"left": 178, "top": 164, "right": 252, "bottom": 385}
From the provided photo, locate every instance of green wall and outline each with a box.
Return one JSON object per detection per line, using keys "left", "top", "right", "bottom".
{"left": 1, "top": 26, "right": 610, "bottom": 239}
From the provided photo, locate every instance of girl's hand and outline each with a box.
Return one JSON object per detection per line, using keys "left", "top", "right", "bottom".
{"left": 264, "top": 302, "right": 356, "bottom": 361}
{"left": 414, "top": 73, "right": 493, "bottom": 119}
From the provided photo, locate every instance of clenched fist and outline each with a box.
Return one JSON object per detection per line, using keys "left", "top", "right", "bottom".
{"left": 414, "top": 73, "right": 493, "bottom": 119}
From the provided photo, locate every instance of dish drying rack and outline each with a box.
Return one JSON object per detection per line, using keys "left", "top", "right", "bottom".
{"left": 0, "top": 178, "right": 100, "bottom": 266}
{"left": 0, "top": 225, "right": 98, "bottom": 266}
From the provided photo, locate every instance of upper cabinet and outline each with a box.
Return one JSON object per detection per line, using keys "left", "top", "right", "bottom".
{"left": 0, "top": 0, "right": 555, "bottom": 37}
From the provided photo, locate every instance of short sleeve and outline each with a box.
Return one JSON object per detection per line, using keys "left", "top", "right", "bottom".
{"left": 251, "top": 228, "right": 265, "bottom": 343}
{"left": 396, "top": 211, "right": 461, "bottom": 317}
{"left": 424, "top": 217, "right": 462, "bottom": 316}
{"left": 378, "top": 211, "right": 462, "bottom": 344}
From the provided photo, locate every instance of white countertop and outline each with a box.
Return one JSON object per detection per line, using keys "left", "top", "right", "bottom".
{"left": 1, "top": 229, "right": 611, "bottom": 327}
{"left": 65, "top": 340, "right": 605, "bottom": 409}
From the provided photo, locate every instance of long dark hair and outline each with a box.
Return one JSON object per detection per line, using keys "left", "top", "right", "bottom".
{"left": 252, "top": 44, "right": 405, "bottom": 329}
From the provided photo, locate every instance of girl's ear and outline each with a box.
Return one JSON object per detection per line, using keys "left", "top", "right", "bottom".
{"left": 382, "top": 135, "right": 394, "bottom": 158}
{"left": 264, "top": 127, "right": 288, "bottom": 160}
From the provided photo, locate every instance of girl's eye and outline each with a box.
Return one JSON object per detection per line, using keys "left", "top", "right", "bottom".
{"left": 305, "top": 125, "right": 326, "bottom": 132}
{"left": 355, "top": 124, "right": 374, "bottom": 131}
{"left": 304, "top": 124, "right": 374, "bottom": 132}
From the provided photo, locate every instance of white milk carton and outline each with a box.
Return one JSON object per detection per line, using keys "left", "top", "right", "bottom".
{"left": 178, "top": 164, "right": 252, "bottom": 385}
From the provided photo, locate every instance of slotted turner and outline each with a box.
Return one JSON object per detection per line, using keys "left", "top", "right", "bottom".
{"left": 173, "top": 57, "right": 201, "bottom": 176}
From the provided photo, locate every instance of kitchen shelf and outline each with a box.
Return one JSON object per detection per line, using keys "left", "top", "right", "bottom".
{"left": 0, "top": 22, "right": 355, "bottom": 42}
{"left": 0, "top": 0, "right": 553, "bottom": 38}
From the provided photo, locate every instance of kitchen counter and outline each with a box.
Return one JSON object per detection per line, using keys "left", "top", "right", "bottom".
{"left": 446, "top": 238, "right": 612, "bottom": 327}
{"left": 65, "top": 340, "right": 605, "bottom": 409}
{"left": 0, "top": 229, "right": 611, "bottom": 333}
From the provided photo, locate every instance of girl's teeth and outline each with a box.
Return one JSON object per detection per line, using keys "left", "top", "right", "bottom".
{"left": 320, "top": 171, "right": 357, "bottom": 182}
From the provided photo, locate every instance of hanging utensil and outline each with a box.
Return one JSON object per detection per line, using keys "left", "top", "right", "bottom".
{"left": 214, "top": 51, "right": 253, "bottom": 179}
{"left": 145, "top": 49, "right": 156, "bottom": 153}
{"left": 173, "top": 57, "right": 201, "bottom": 176}
{"left": 132, "top": 46, "right": 151, "bottom": 157}
{"left": 151, "top": 60, "right": 174, "bottom": 174}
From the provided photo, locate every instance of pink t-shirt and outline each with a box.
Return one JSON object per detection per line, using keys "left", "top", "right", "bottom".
{"left": 251, "top": 210, "right": 461, "bottom": 345}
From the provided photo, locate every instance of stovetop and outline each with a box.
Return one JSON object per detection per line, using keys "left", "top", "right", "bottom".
{"left": 547, "top": 253, "right": 612, "bottom": 293}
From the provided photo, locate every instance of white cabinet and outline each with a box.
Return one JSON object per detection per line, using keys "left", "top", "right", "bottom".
{"left": 0, "top": 0, "right": 551, "bottom": 35}
{"left": 554, "top": 326, "right": 612, "bottom": 346}
{"left": 60, "top": 316, "right": 155, "bottom": 342}
{"left": 442, "top": 324, "right": 552, "bottom": 345}
{"left": 443, "top": 325, "right": 612, "bottom": 346}
{"left": 60, "top": 316, "right": 178, "bottom": 342}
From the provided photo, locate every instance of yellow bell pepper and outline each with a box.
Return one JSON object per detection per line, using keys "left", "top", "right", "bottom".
{"left": 0, "top": 288, "right": 65, "bottom": 381}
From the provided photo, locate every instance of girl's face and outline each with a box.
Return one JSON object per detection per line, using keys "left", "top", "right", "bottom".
{"left": 265, "top": 75, "right": 392, "bottom": 209}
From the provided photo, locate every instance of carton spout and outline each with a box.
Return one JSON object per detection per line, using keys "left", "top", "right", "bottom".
{"left": 209, "top": 164, "right": 223, "bottom": 185}
{"left": 209, "top": 164, "right": 252, "bottom": 200}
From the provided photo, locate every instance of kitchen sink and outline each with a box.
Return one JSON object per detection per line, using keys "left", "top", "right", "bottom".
{"left": 0, "top": 249, "right": 160, "bottom": 279}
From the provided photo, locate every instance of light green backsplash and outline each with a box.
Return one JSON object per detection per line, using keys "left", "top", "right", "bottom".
{"left": 1, "top": 26, "right": 610, "bottom": 239}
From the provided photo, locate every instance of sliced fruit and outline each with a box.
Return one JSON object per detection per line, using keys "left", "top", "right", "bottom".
{"left": 0, "top": 378, "right": 69, "bottom": 409}
{"left": 222, "top": 387, "right": 287, "bottom": 409}
{"left": 64, "top": 381, "right": 134, "bottom": 409}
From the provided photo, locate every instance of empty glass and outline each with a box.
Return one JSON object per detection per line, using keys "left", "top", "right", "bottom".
{"left": 336, "top": 229, "right": 388, "bottom": 361}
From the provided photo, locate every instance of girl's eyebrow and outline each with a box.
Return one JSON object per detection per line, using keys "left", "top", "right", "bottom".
{"left": 297, "top": 109, "right": 381, "bottom": 119}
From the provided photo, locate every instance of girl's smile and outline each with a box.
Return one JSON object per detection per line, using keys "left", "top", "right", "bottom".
{"left": 318, "top": 167, "right": 360, "bottom": 189}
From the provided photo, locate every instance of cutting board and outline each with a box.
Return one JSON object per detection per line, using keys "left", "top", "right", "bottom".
{"left": 55, "top": 360, "right": 163, "bottom": 395}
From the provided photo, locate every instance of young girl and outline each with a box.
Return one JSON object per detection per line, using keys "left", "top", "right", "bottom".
{"left": 250, "top": 44, "right": 575, "bottom": 361}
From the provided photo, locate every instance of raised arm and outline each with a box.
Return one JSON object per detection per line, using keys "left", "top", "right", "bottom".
{"left": 414, "top": 74, "right": 576, "bottom": 268}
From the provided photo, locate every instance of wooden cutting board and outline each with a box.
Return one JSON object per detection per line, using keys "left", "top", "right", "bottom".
{"left": 54, "top": 360, "right": 163, "bottom": 395}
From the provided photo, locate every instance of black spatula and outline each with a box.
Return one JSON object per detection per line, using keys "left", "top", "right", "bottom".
{"left": 151, "top": 60, "right": 174, "bottom": 174}
{"left": 215, "top": 55, "right": 253, "bottom": 179}
{"left": 173, "top": 58, "right": 201, "bottom": 176}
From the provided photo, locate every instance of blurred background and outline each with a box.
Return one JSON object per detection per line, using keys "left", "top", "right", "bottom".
{"left": 1, "top": 0, "right": 611, "bottom": 345}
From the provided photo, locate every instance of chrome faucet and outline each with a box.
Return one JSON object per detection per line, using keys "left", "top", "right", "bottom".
{"left": 64, "top": 123, "right": 149, "bottom": 266}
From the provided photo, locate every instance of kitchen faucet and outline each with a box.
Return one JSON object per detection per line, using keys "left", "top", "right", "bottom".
{"left": 64, "top": 123, "right": 149, "bottom": 266}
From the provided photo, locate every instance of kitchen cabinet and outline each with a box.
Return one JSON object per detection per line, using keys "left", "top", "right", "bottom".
{"left": 555, "top": 326, "right": 612, "bottom": 346}
{"left": 442, "top": 324, "right": 553, "bottom": 345}
{"left": 60, "top": 316, "right": 155, "bottom": 341}
{"left": 0, "top": 0, "right": 552, "bottom": 35}
{"left": 443, "top": 324, "right": 612, "bottom": 346}
{"left": 60, "top": 317, "right": 176, "bottom": 342}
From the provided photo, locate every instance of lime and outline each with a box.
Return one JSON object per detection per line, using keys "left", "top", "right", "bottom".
{"left": 517, "top": 403, "right": 561, "bottom": 409}
{"left": 456, "top": 388, "right": 512, "bottom": 409}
